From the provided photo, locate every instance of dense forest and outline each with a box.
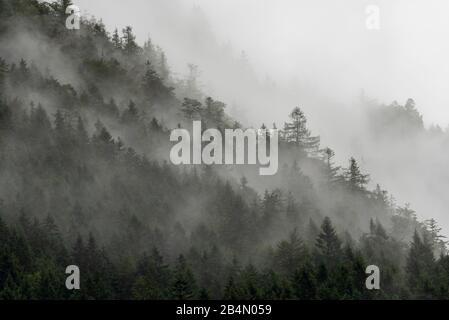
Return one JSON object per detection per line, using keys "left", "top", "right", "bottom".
{"left": 0, "top": 0, "right": 449, "bottom": 300}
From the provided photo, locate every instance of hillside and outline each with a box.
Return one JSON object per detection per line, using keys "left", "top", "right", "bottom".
{"left": 0, "top": 0, "right": 448, "bottom": 299}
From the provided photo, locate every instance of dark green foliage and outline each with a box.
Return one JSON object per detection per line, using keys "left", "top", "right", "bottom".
{"left": 122, "top": 26, "right": 139, "bottom": 55}
{"left": 292, "top": 263, "right": 317, "bottom": 299}
{"left": 406, "top": 231, "right": 435, "bottom": 298}
{"left": 283, "top": 107, "right": 320, "bottom": 155}
{"left": 316, "top": 217, "right": 342, "bottom": 261}
{"left": 171, "top": 255, "right": 197, "bottom": 300}
{"left": 345, "top": 157, "right": 370, "bottom": 191}
{"left": 0, "top": 0, "right": 447, "bottom": 301}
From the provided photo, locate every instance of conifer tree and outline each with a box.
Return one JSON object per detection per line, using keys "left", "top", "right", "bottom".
{"left": 274, "top": 228, "right": 305, "bottom": 276}
{"left": 323, "top": 147, "right": 342, "bottom": 185}
{"left": 406, "top": 230, "right": 435, "bottom": 298}
{"left": 171, "top": 255, "right": 197, "bottom": 300}
{"left": 316, "top": 217, "right": 341, "bottom": 261}
{"left": 223, "top": 276, "right": 242, "bottom": 300}
{"left": 425, "top": 218, "right": 447, "bottom": 256}
{"left": 283, "top": 107, "right": 320, "bottom": 155}
{"left": 292, "top": 262, "right": 317, "bottom": 299}
{"left": 181, "top": 98, "right": 203, "bottom": 120}
{"left": 345, "top": 157, "right": 369, "bottom": 191}
{"left": 122, "top": 26, "right": 138, "bottom": 55}
{"left": 121, "top": 100, "right": 139, "bottom": 123}
{"left": 111, "top": 28, "right": 122, "bottom": 49}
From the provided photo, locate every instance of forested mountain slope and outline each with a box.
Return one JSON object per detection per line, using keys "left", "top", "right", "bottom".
{"left": 0, "top": 0, "right": 448, "bottom": 299}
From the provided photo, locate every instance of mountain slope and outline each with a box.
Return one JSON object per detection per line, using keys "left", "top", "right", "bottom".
{"left": 0, "top": 0, "right": 448, "bottom": 300}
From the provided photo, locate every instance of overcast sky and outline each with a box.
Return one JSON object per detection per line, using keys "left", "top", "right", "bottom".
{"left": 74, "top": 0, "right": 449, "bottom": 128}
{"left": 65, "top": 0, "right": 449, "bottom": 233}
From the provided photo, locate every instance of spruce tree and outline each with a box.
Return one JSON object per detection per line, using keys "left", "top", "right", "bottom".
{"left": 292, "top": 263, "right": 317, "bottom": 300}
{"left": 181, "top": 98, "right": 203, "bottom": 120}
{"left": 323, "top": 147, "right": 342, "bottom": 185}
{"left": 274, "top": 228, "right": 305, "bottom": 276}
{"left": 111, "top": 28, "right": 122, "bottom": 49}
{"left": 316, "top": 217, "right": 341, "bottom": 261}
{"left": 406, "top": 230, "right": 435, "bottom": 298}
{"left": 345, "top": 157, "right": 369, "bottom": 191}
{"left": 171, "top": 255, "right": 197, "bottom": 299}
{"left": 122, "top": 26, "right": 138, "bottom": 55}
{"left": 283, "top": 107, "right": 320, "bottom": 155}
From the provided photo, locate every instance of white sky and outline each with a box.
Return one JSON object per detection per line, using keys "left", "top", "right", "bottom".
{"left": 75, "top": 0, "right": 449, "bottom": 128}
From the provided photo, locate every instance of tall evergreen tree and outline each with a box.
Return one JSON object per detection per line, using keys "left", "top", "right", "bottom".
{"left": 274, "top": 229, "right": 305, "bottom": 276}
{"left": 122, "top": 26, "right": 138, "bottom": 55}
{"left": 406, "top": 230, "right": 435, "bottom": 298}
{"left": 181, "top": 98, "right": 203, "bottom": 120}
{"left": 323, "top": 147, "right": 342, "bottom": 186}
{"left": 316, "top": 217, "right": 341, "bottom": 262}
{"left": 345, "top": 157, "right": 369, "bottom": 191}
{"left": 283, "top": 107, "right": 320, "bottom": 155}
{"left": 171, "top": 255, "right": 197, "bottom": 300}
{"left": 292, "top": 262, "right": 317, "bottom": 300}
{"left": 111, "top": 28, "right": 122, "bottom": 49}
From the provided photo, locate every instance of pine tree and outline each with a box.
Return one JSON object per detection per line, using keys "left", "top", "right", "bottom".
{"left": 375, "top": 221, "right": 388, "bottom": 240}
{"left": 373, "top": 184, "right": 389, "bottom": 208}
{"left": 181, "top": 98, "right": 203, "bottom": 120}
{"left": 223, "top": 276, "right": 242, "bottom": 299}
{"left": 283, "top": 107, "right": 320, "bottom": 155}
{"left": 323, "top": 147, "right": 342, "bottom": 185}
{"left": 52, "top": 0, "right": 73, "bottom": 17}
{"left": 274, "top": 228, "right": 305, "bottom": 276}
{"left": 122, "top": 26, "right": 138, "bottom": 55}
{"left": 171, "top": 255, "right": 197, "bottom": 299}
{"left": 406, "top": 230, "right": 435, "bottom": 298}
{"left": 316, "top": 217, "right": 341, "bottom": 261}
{"left": 345, "top": 157, "right": 369, "bottom": 191}
{"left": 141, "top": 62, "right": 173, "bottom": 101}
{"left": 240, "top": 264, "right": 262, "bottom": 299}
{"left": 54, "top": 109, "right": 66, "bottom": 135}
{"left": 203, "top": 97, "right": 225, "bottom": 128}
{"left": 111, "top": 28, "right": 122, "bottom": 49}
{"left": 425, "top": 218, "right": 447, "bottom": 256}
{"left": 121, "top": 100, "right": 139, "bottom": 123}
{"left": 133, "top": 248, "right": 171, "bottom": 299}
{"left": 292, "top": 262, "right": 317, "bottom": 299}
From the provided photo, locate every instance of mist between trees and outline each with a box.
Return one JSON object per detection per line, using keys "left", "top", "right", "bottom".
{"left": 169, "top": 121, "right": 279, "bottom": 175}
{"left": 0, "top": 0, "right": 448, "bottom": 299}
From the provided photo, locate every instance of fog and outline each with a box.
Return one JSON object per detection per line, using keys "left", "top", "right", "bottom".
{"left": 75, "top": 0, "right": 449, "bottom": 125}
{"left": 71, "top": 0, "right": 449, "bottom": 234}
